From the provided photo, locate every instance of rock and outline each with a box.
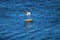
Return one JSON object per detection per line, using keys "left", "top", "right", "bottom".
{"left": 24, "top": 19, "right": 33, "bottom": 22}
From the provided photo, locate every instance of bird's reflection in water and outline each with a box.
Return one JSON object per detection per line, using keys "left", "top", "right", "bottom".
{"left": 25, "top": 22, "right": 32, "bottom": 28}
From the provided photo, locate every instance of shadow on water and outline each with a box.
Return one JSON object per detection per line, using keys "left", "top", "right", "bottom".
{"left": 41, "top": 36, "right": 53, "bottom": 40}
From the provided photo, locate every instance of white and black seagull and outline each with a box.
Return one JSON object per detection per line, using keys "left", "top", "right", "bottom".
{"left": 25, "top": 11, "right": 31, "bottom": 16}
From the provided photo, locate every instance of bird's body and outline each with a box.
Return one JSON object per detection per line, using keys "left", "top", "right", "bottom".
{"left": 26, "top": 11, "right": 31, "bottom": 16}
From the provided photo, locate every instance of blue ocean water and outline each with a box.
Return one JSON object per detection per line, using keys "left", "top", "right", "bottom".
{"left": 0, "top": 0, "right": 60, "bottom": 40}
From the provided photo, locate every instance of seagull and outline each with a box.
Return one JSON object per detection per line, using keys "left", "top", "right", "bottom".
{"left": 25, "top": 11, "right": 31, "bottom": 16}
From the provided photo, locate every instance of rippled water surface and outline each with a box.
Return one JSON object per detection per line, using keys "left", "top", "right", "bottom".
{"left": 0, "top": 0, "right": 60, "bottom": 40}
